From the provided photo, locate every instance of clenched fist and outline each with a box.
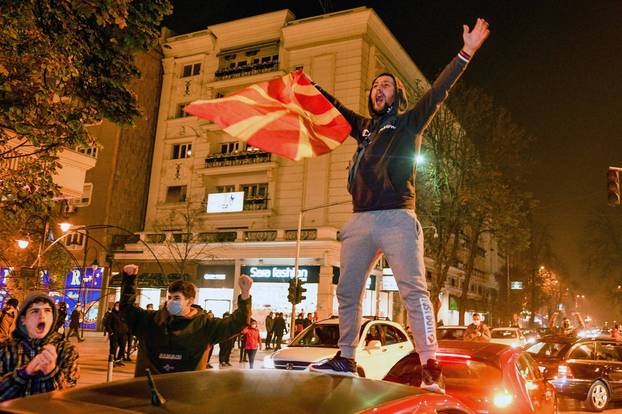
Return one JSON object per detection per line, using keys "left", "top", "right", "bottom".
{"left": 239, "top": 274, "right": 252, "bottom": 300}
{"left": 123, "top": 264, "right": 139, "bottom": 276}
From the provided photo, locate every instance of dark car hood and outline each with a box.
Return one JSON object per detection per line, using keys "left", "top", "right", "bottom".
{"left": 0, "top": 370, "right": 444, "bottom": 414}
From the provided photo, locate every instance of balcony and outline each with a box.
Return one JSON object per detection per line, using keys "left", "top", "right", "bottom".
{"left": 205, "top": 150, "right": 272, "bottom": 168}
{"left": 215, "top": 60, "right": 279, "bottom": 81}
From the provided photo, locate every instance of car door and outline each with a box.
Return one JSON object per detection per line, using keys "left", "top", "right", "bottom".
{"left": 566, "top": 341, "right": 597, "bottom": 383}
{"left": 516, "top": 352, "right": 557, "bottom": 413}
{"left": 596, "top": 341, "right": 622, "bottom": 397}
{"left": 381, "top": 324, "right": 413, "bottom": 368}
{"left": 357, "top": 322, "right": 388, "bottom": 379}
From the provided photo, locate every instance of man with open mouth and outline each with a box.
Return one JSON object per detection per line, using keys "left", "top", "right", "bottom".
{"left": 0, "top": 292, "right": 79, "bottom": 402}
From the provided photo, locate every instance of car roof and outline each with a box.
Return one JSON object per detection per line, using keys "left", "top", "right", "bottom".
{"left": 0, "top": 370, "right": 431, "bottom": 414}
{"left": 438, "top": 340, "right": 517, "bottom": 368}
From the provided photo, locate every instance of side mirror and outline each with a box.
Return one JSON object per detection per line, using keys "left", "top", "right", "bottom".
{"left": 366, "top": 340, "right": 382, "bottom": 350}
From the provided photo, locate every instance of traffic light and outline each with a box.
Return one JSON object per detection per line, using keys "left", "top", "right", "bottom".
{"left": 287, "top": 279, "right": 296, "bottom": 304}
{"left": 295, "top": 279, "right": 307, "bottom": 304}
{"left": 608, "top": 167, "right": 620, "bottom": 206}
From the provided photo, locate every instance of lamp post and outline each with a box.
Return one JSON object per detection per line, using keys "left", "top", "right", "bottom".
{"left": 290, "top": 200, "right": 351, "bottom": 335}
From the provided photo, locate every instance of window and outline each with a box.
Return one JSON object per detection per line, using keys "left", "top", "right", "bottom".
{"left": 382, "top": 324, "right": 408, "bottom": 345}
{"left": 364, "top": 324, "right": 384, "bottom": 346}
{"left": 70, "top": 183, "right": 93, "bottom": 207}
{"left": 220, "top": 141, "right": 241, "bottom": 154}
{"left": 596, "top": 342, "right": 622, "bottom": 362}
{"left": 176, "top": 103, "right": 190, "bottom": 118}
{"left": 216, "top": 185, "right": 235, "bottom": 193}
{"left": 172, "top": 143, "right": 192, "bottom": 159}
{"left": 172, "top": 233, "right": 191, "bottom": 243}
{"left": 241, "top": 183, "right": 268, "bottom": 210}
{"left": 65, "top": 232, "right": 85, "bottom": 248}
{"left": 515, "top": 353, "right": 542, "bottom": 381}
{"left": 166, "top": 185, "right": 187, "bottom": 203}
{"left": 182, "top": 63, "right": 201, "bottom": 78}
{"left": 569, "top": 343, "right": 595, "bottom": 360}
{"left": 78, "top": 146, "right": 98, "bottom": 158}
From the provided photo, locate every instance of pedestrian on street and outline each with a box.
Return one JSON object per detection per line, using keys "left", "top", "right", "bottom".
{"left": 0, "top": 292, "right": 79, "bottom": 402}
{"left": 264, "top": 311, "right": 274, "bottom": 350}
{"left": 238, "top": 332, "right": 247, "bottom": 363}
{"left": 119, "top": 264, "right": 252, "bottom": 377}
{"left": 241, "top": 319, "right": 261, "bottom": 369}
{"left": 463, "top": 313, "right": 491, "bottom": 342}
{"left": 0, "top": 298, "right": 19, "bottom": 342}
{"left": 309, "top": 19, "right": 490, "bottom": 395}
{"left": 66, "top": 303, "right": 84, "bottom": 342}
{"left": 272, "top": 312, "right": 287, "bottom": 350}
{"left": 218, "top": 312, "right": 235, "bottom": 367}
{"left": 53, "top": 301, "right": 67, "bottom": 337}
{"left": 303, "top": 313, "right": 313, "bottom": 329}
{"left": 105, "top": 302, "right": 129, "bottom": 366}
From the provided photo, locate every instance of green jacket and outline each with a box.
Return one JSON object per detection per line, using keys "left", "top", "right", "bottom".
{"left": 120, "top": 272, "right": 251, "bottom": 376}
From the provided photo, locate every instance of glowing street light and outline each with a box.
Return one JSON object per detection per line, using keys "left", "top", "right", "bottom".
{"left": 59, "top": 222, "right": 72, "bottom": 233}
{"left": 17, "top": 239, "right": 29, "bottom": 249}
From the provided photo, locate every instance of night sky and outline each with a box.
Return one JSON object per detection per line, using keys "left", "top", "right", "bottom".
{"left": 163, "top": 1, "right": 622, "bottom": 304}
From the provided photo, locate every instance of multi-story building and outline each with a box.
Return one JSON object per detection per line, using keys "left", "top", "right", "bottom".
{"left": 113, "top": 8, "right": 503, "bottom": 326}
{"left": 59, "top": 49, "right": 164, "bottom": 328}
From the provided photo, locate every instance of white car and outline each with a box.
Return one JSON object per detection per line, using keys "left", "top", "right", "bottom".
{"left": 489, "top": 327, "right": 527, "bottom": 348}
{"left": 263, "top": 317, "right": 414, "bottom": 379}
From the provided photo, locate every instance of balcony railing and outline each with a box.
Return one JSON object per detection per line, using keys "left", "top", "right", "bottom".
{"left": 205, "top": 151, "right": 272, "bottom": 168}
{"left": 215, "top": 60, "right": 279, "bottom": 80}
{"left": 198, "top": 232, "right": 237, "bottom": 243}
{"left": 284, "top": 229, "right": 318, "bottom": 241}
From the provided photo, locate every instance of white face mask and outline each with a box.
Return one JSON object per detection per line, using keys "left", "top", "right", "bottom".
{"left": 473, "top": 320, "right": 481, "bottom": 326}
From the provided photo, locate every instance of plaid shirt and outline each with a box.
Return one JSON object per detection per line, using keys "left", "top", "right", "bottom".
{"left": 0, "top": 332, "right": 79, "bottom": 402}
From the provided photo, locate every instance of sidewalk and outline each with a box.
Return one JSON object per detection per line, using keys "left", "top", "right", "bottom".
{"left": 73, "top": 332, "right": 273, "bottom": 387}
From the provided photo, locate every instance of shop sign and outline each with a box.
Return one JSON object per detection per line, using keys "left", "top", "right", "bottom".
{"left": 242, "top": 266, "right": 319, "bottom": 283}
{"left": 203, "top": 273, "right": 226, "bottom": 280}
{"left": 0, "top": 267, "right": 11, "bottom": 288}
{"left": 332, "top": 267, "right": 376, "bottom": 290}
{"left": 64, "top": 267, "right": 104, "bottom": 289}
{"left": 63, "top": 289, "right": 101, "bottom": 330}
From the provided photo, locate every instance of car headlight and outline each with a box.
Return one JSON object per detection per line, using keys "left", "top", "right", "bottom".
{"left": 493, "top": 391, "right": 513, "bottom": 408}
{"left": 527, "top": 337, "right": 536, "bottom": 344}
{"left": 263, "top": 355, "right": 275, "bottom": 369}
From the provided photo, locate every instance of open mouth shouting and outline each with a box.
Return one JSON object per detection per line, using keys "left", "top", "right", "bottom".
{"left": 23, "top": 302, "right": 54, "bottom": 339}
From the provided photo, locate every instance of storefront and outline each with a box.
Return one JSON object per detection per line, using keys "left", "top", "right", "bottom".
{"left": 196, "top": 264, "right": 235, "bottom": 317}
{"left": 58, "top": 267, "right": 104, "bottom": 330}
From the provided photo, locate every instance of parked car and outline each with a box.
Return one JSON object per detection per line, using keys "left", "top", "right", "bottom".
{"left": 0, "top": 369, "right": 475, "bottom": 414}
{"left": 263, "top": 317, "right": 414, "bottom": 379}
{"left": 490, "top": 327, "right": 527, "bottom": 348}
{"left": 437, "top": 325, "right": 467, "bottom": 340}
{"left": 522, "top": 329, "right": 540, "bottom": 344}
{"left": 384, "top": 340, "right": 557, "bottom": 414}
{"left": 526, "top": 335, "right": 622, "bottom": 411}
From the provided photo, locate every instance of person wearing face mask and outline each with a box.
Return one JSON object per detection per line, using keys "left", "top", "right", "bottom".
{"left": 463, "top": 313, "right": 491, "bottom": 342}
{"left": 0, "top": 292, "right": 79, "bottom": 402}
{"left": 309, "top": 19, "right": 490, "bottom": 394}
{"left": 241, "top": 319, "right": 261, "bottom": 369}
{"left": 119, "top": 264, "right": 253, "bottom": 377}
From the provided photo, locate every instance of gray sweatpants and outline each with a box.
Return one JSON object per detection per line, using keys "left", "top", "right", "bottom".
{"left": 337, "top": 209, "right": 437, "bottom": 363}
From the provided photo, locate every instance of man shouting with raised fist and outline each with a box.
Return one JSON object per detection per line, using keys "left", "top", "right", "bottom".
{"left": 120, "top": 264, "right": 252, "bottom": 377}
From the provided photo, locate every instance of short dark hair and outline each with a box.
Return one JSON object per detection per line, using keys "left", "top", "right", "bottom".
{"left": 472, "top": 313, "right": 481, "bottom": 318}
{"left": 168, "top": 280, "right": 196, "bottom": 299}
{"left": 6, "top": 298, "right": 18, "bottom": 308}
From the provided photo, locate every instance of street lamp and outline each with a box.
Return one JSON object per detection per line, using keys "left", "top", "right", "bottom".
{"left": 17, "top": 239, "right": 29, "bottom": 249}
{"left": 291, "top": 200, "right": 351, "bottom": 334}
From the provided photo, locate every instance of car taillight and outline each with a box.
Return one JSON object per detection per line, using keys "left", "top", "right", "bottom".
{"left": 557, "top": 363, "right": 574, "bottom": 379}
{"left": 436, "top": 352, "right": 472, "bottom": 364}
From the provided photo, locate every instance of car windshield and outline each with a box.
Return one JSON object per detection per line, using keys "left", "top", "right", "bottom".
{"left": 491, "top": 329, "right": 517, "bottom": 339}
{"left": 289, "top": 324, "right": 340, "bottom": 347}
{"left": 525, "top": 341, "right": 568, "bottom": 358}
{"left": 437, "top": 328, "right": 465, "bottom": 340}
{"left": 443, "top": 360, "right": 503, "bottom": 389}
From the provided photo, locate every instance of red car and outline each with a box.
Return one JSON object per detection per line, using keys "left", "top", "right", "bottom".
{"left": 384, "top": 340, "right": 557, "bottom": 414}
{"left": 0, "top": 369, "right": 475, "bottom": 414}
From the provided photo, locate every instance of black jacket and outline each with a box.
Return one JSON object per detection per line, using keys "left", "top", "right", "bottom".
{"left": 120, "top": 272, "right": 251, "bottom": 377}
{"left": 272, "top": 316, "right": 287, "bottom": 335}
{"left": 317, "top": 55, "right": 468, "bottom": 212}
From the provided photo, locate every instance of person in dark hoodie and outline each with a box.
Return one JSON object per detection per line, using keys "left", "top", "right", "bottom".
{"left": 0, "top": 292, "right": 79, "bottom": 402}
{"left": 309, "top": 19, "right": 490, "bottom": 394}
{"left": 120, "top": 264, "right": 252, "bottom": 377}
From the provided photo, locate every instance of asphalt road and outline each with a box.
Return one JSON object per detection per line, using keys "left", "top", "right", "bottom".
{"left": 71, "top": 332, "right": 622, "bottom": 413}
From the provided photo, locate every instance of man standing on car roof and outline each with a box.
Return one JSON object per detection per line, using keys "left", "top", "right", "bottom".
{"left": 310, "top": 19, "right": 490, "bottom": 394}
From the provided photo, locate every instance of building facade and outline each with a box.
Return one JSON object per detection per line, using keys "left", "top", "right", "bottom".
{"left": 114, "top": 8, "right": 503, "bottom": 327}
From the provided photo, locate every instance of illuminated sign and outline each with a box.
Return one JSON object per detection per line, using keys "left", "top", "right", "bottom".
{"left": 0, "top": 268, "right": 12, "bottom": 288}
{"left": 511, "top": 281, "right": 523, "bottom": 290}
{"left": 207, "top": 192, "right": 244, "bottom": 213}
{"left": 203, "top": 273, "right": 226, "bottom": 280}
{"left": 65, "top": 267, "right": 104, "bottom": 289}
{"left": 241, "top": 266, "right": 319, "bottom": 283}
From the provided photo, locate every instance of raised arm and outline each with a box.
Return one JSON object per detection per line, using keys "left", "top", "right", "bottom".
{"left": 313, "top": 83, "right": 368, "bottom": 142}
{"left": 404, "top": 18, "right": 490, "bottom": 134}
{"left": 119, "top": 264, "right": 149, "bottom": 335}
